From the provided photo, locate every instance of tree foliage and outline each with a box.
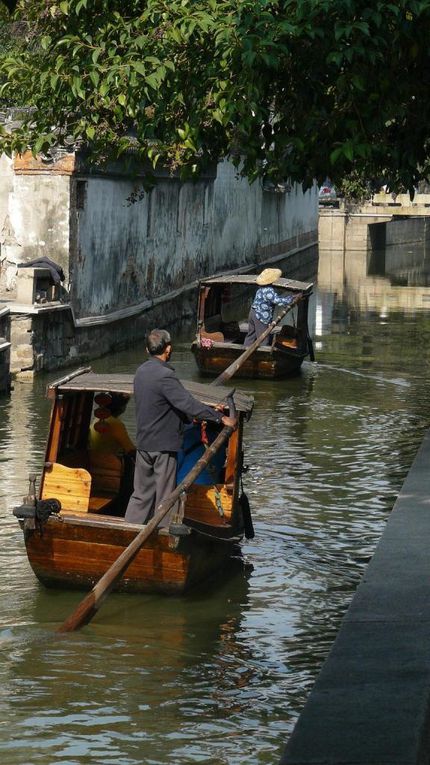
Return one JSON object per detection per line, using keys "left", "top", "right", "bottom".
{"left": 1, "top": 0, "right": 430, "bottom": 192}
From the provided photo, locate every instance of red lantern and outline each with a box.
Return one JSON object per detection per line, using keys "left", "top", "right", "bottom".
{"left": 94, "top": 421, "right": 109, "bottom": 434}
{"left": 94, "top": 407, "right": 111, "bottom": 420}
{"left": 94, "top": 393, "right": 112, "bottom": 407}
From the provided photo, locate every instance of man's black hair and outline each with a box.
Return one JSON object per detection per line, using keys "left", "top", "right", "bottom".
{"left": 146, "top": 328, "right": 171, "bottom": 356}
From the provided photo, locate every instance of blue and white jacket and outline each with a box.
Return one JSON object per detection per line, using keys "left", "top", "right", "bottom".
{"left": 251, "top": 287, "right": 294, "bottom": 324}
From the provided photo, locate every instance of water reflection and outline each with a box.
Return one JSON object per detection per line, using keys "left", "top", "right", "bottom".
{"left": 2, "top": 241, "right": 430, "bottom": 762}
{"left": 0, "top": 565, "right": 270, "bottom": 765}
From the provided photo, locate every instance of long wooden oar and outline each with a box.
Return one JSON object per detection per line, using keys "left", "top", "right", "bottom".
{"left": 213, "top": 292, "right": 303, "bottom": 386}
{"left": 57, "top": 421, "right": 235, "bottom": 633}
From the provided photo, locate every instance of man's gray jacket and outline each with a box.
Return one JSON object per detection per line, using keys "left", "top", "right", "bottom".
{"left": 134, "top": 357, "right": 223, "bottom": 452}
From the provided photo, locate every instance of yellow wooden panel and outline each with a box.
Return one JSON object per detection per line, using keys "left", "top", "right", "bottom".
{"left": 185, "top": 484, "right": 233, "bottom": 525}
{"left": 42, "top": 462, "right": 91, "bottom": 512}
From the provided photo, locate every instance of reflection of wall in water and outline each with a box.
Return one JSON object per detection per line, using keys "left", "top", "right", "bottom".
{"left": 371, "top": 218, "right": 430, "bottom": 286}
{"left": 319, "top": 216, "right": 430, "bottom": 313}
{"left": 0, "top": 378, "right": 51, "bottom": 515}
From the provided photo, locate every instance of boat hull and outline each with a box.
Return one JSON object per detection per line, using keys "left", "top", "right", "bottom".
{"left": 21, "top": 513, "right": 240, "bottom": 595}
{"left": 191, "top": 341, "right": 306, "bottom": 379}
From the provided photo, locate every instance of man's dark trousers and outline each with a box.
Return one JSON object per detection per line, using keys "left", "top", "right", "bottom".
{"left": 244, "top": 309, "right": 271, "bottom": 347}
{"left": 125, "top": 450, "right": 177, "bottom": 528}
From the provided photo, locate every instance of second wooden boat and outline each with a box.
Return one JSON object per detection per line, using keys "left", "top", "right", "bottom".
{"left": 191, "top": 274, "right": 314, "bottom": 379}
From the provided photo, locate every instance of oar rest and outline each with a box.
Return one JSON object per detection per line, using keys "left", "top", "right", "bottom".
{"left": 41, "top": 462, "right": 115, "bottom": 513}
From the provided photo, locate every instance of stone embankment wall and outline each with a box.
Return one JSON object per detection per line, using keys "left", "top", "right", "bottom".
{"left": 0, "top": 306, "right": 11, "bottom": 393}
{"left": 281, "top": 429, "right": 430, "bottom": 765}
{"left": 0, "top": 150, "right": 318, "bottom": 375}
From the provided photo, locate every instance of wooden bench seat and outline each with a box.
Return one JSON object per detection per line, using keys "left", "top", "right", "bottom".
{"left": 41, "top": 462, "right": 116, "bottom": 513}
{"left": 88, "top": 495, "right": 114, "bottom": 512}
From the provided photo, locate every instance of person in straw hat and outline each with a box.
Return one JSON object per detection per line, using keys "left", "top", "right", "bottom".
{"left": 243, "top": 267, "right": 294, "bottom": 347}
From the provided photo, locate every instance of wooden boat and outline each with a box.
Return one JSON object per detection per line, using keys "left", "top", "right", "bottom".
{"left": 191, "top": 274, "right": 314, "bottom": 379}
{"left": 13, "top": 368, "right": 254, "bottom": 595}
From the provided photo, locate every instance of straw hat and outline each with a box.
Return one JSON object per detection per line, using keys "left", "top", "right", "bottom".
{"left": 256, "top": 268, "right": 282, "bottom": 286}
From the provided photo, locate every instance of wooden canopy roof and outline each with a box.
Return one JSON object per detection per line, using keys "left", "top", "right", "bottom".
{"left": 200, "top": 274, "right": 313, "bottom": 293}
{"left": 47, "top": 369, "right": 254, "bottom": 416}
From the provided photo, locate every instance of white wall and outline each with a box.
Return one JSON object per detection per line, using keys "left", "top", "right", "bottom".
{"left": 0, "top": 154, "right": 70, "bottom": 291}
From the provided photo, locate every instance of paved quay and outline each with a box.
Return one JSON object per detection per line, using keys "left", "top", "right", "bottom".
{"left": 281, "top": 429, "right": 430, "bottom": 765}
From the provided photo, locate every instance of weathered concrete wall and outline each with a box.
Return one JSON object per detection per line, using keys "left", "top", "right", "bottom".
{"left": 70, "top": 175, "right": 217, "bottom": 317}
{"left": 0, "top": 154, "right": 70, "bottom": 293}
{"left": 319, "top": 208, "right": 347, "bottom": 253}
{"left": 72, "top": 160, "right": 318, "bottom": 319}
{"left": 0, "top": 149, "right": 318, "bottom": 373}
{"left": 320, "top": 203, "right": 430, "bottom": 258}
{"left": 385, "top": 216, "right": 430, "bottom": 248}
{"left": 260, "top": 179, "right": 317, "bottom": 252}
{"left": 9, "top": 290, "right": 196, "bottom": 373}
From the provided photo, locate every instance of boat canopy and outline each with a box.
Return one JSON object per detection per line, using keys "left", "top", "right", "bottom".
{"left": 199, "top": 274, "right": 313, "bottom": 294}
{"left": 47, "top": 370, "right": 254, "bottom": 416}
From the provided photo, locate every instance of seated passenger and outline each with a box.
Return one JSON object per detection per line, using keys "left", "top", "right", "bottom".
{"left": 88, "top": 393, "right": 135, "bottom": 508}
{"left": 89, "top": 393, "right": 135, "bottom": 457}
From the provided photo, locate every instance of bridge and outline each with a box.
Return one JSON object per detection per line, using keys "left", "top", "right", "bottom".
{"left": 319, "top": 192, "right": 430, "bottom": 254}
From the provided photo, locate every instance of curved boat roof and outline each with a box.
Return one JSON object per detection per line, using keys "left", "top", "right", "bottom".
{"left": 47, "top": 369, "right": 254, "bottom": 416}
{"left": 200, "top": 274, "right": 313, "bottom": 293}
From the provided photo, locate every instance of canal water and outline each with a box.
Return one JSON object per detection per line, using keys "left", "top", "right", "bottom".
{"left": 1, "top": 245, "right": 430, "bottom": 765}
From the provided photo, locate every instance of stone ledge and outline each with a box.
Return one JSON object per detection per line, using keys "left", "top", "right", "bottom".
{"left": 281, "top": 429, "right": 430, "bottom": 765}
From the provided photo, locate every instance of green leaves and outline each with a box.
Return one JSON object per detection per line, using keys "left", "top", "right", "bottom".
{"left": 0, "top": 0, "right": 429, "bottom": 192}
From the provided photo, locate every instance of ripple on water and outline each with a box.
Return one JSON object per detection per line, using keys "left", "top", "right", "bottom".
{"left": 0, "top": 311, "right": 430, "bottom": 763}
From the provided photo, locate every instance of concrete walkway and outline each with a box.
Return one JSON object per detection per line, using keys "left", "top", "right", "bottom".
{"left": 281, "top": 429, "right": 430, "bottom": 765}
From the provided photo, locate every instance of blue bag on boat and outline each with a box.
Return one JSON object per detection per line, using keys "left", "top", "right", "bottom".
{"left": 177, "top": 423, "right": 226, "bottom": 484}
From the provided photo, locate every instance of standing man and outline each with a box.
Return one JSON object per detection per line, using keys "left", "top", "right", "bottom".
{"left": 244, "top": 268, "right": 294, "bottom": 347}
{"left": 125, "top": 328, "right": 236, "bottom": 528}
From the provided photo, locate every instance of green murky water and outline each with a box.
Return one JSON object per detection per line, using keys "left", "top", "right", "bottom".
{"left": 1, "top": 245, "right": 430, "bottom": 764}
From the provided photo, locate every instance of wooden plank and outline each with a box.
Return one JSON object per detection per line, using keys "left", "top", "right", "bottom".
{"left": 89, "top": 453, "right": 122, "bottom": 494}
{"left": 28, "top": 537, "right": 189, "bottom": 584}
{"left": 224, "top": 428, "right": 239, "bottom": 485}
{"left": 42, "top": 462, "right": 91, "bottom": 512}
{"left": 88, "top": 496, "right": 113, "bottom": 512}
{"left": 43, "top": 398, "right": 66, "bottom": 474}
{"left": 184, "top": 484, "right": 233, "bottom": 525}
